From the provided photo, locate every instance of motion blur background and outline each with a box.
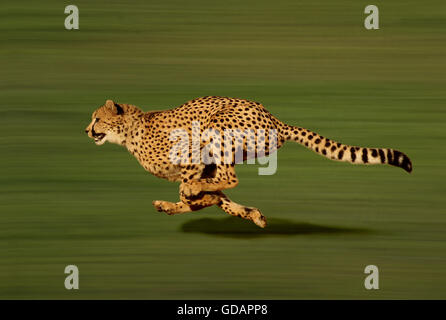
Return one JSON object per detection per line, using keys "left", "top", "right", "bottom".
{"left": 1, "top": 0, "right": 445, "bottom": 299}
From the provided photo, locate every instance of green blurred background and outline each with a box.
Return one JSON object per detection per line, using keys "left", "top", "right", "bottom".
{"left": 1, "top": 0, "right": 445, "bottom": 299}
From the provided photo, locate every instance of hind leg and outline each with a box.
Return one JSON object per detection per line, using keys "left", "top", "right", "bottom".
{"left": 180, "top": 172, "right": 267, "bottom": 227}
{"left": 155, "top": 183, "right": 266, "bottom": 227}
{"left": 215, "top": 192, "right": 267, "bottom": 228}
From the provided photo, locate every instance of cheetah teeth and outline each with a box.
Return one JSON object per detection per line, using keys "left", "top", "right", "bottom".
{"left": 93, "top": 134, "right": 106, "bottom": 144}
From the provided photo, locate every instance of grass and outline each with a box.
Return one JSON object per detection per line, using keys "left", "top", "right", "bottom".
{"left": 0, "top": 0, "right": 445, "bottom": 299}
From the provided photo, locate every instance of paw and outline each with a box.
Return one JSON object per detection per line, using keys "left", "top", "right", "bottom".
{"left": 248, "top": 208, "right": 267, "bottom": 228}
{"left": 182, "top": 181, "right": 202, "bottom": 197}
{"left": 152, "top": 200, "right": 175, "bottom": 215}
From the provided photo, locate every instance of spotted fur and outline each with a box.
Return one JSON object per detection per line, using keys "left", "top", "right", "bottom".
{"left": 86, "top": 97, "right": 412, "bottom": 228}
{"left": 280, "top": 124, "right": 412, "bottom": 173}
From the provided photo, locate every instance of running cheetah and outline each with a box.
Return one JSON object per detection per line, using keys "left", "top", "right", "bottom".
{"left": 85, "top": 96, "right": 412, "bottom": 228}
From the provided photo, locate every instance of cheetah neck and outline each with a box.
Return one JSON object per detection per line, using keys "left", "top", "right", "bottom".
{"left": 122, "top": 111, "right": 163, "bottom": 161}
{"left": 122, "top": 115, "right": 143, "bottom": 148}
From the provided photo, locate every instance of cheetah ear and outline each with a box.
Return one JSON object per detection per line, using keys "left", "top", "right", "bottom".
{"left": 105, "top": 99, "right": 124, "bottom": 115}
{"left": 105, "top": 99, "right": 114, "bottom": 108}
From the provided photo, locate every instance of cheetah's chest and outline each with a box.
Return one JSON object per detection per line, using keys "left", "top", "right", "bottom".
{"left": 128, "top": 130, "right": 182, "bottom": 181}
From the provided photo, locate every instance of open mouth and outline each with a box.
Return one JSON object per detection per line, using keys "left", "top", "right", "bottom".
{"left": 93, "top": 133, "right": 106, "bottom": 145}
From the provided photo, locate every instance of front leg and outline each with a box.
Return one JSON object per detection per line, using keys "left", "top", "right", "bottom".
{"left": 180, "top": 164, "right": 239, "bottom": 197}
{"left": 152, "top": 200, "right": 197, "bottom": 215}
{"left": 181, "top": 180, "right": 203, "bottom": 197}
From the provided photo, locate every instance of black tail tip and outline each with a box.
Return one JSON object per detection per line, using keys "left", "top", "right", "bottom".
{"left": 403, "top": 159, "right": 413, "bottom": 173}
{"left": 392, "top": 150, "right": 413, "bottom": 173}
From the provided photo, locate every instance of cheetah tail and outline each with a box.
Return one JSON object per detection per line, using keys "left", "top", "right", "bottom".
{"left": 280, "top": 124, "right": 413, "bottom": 173}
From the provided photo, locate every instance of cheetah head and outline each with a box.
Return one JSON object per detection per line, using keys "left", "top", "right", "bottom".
{"left": 85, "top": 100, "right": 133, "bottom": 146}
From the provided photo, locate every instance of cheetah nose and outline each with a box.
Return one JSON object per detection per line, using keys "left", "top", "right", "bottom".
{"left": 85, "top": 129, "right": 89, "bottom": 134}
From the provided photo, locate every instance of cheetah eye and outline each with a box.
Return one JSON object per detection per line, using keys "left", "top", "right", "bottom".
{"left": 95, "top": 118, "right": 100, "bottom": 122}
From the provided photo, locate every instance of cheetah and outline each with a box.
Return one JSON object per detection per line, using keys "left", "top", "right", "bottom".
{"left": 85, "top": 96, "right": 412, "bottom": 228}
